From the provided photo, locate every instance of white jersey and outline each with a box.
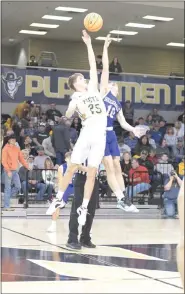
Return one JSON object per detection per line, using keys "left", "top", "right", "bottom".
{"left": 66, "top": 83, "right": 107, "bottom": 131}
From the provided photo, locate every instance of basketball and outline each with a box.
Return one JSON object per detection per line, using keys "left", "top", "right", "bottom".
{"left": 84, "top": 13, "right": 103, "bottom": 32}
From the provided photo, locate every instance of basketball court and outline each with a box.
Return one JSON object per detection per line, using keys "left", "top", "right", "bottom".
{"left": 2, "top": 216, "right": 183, "bottom": 293}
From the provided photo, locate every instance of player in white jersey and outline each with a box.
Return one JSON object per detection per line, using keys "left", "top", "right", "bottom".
{"left": 100, "top": 35, "right": 146, "bottom": 212}
{"left": 48, "top": 30, "right": 107, "bottom": 225}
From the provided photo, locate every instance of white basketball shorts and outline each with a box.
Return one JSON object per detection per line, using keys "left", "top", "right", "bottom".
{"left": 71, "top": 127, "right": 106, "bottom": 168}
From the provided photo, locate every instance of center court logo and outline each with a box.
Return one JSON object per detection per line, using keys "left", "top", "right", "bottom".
{"left": 2, "top": 72, "right": 23, "bottom": 99}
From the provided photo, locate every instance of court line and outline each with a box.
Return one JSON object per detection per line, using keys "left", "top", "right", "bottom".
{"left": 2, "top": 227, "right": 183, "bottom": 290}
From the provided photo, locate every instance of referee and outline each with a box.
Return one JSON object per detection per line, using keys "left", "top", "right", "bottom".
{"left": 66, "top": 162, "right": 99, "bottom": 250}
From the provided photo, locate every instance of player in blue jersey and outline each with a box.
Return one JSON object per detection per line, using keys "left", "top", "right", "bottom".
{"left": 100, "top": 35, "right": 146, "bottom": 212}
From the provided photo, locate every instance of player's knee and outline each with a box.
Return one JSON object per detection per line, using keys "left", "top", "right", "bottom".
{"left": 87, "top": 167, "right": 97, "bottom": 181}
{"left": 113, "top": 157, "right": 121, "bottom": 172}
{"left": 103, "top": 157, "right": 114, "bottom": 173}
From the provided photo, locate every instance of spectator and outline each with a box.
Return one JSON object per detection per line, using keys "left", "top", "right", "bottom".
{"left": 159, "top": 119, "right": 167, "bottom": 137}
{"left": 164, "top": 127, "right": 176, "bottom": 156}
{"left": 71, "top": 117, "right": 82, "bottom": 135}
{"left": 96, "top": 55, "right": 103, "bottom": 71}
{"left": 162, "top": 172, "right": 182, "bottom": 218}
{"left": 46, "top": 104, "right": 62, "bottom": 122}
{"left": 146, "top": 130, "right": 157, "bottom": 149}
{"left": 33, "top": 146, "right": 50, "bottom": 169}
{"left": 20, "top": 110, "right": 30, "bottom": 129}
{"left": 173, "top": 121, "right": 184, "bottom": 139}
{"left": 51, "top": 118, "right": 71, "bottom": 165}
{"left": 2, "top": 129, "right": 19, "bottom": 149}
{"left": 149, "top": 108, "right": 163, "bottom": 122}
{"left": 65, "top": 119, "right": 78, "bottom": 146}
{"left": 122, "top": 101, "right": 134, "bottom": 126}
{"left": 109, "top": 57, "right": 122, "bottom": 73}
{"left": 126, "top": 158, "right": 151, "bottom": 199}
{"left": 27, "top": 55, "right": 38, "bottom": 67}
{"left": 172, "top": 138, "right": 184, "bottom": 163}
{"left": 13, "top": 100, "right": 34, "bottom": 120}
{"left": 138, "top": 150, "right": 154, "bottom": 175}
{"left": 19, "top": 156, "right": 47, "bottom": 201}
{"left": 134, "top": 135, "right": 152, "bottom": 156}
{"left": 156, "top": 153, "right": 174, "bottom": 178}
{"left": 148, "top": 149, "right": 158, "bottom": 165}
{"left": 24, "top": 121, "right": 36, "bottom": 138}
{"left": 2, "top": 134, "right": 30, "bottom": 210}
{"left": 21, "top": 136, "right": 37, "bottom": 156}
{"left": 136, "top": 117, "right": 150, "bottom": 132}
{"left": 42, "top": 131, "right": 56, "bottom": 163}
{"left": 178, "top": 112, "right": 185, "bottom": 123}
{"left": 178, "top": 157, "right": 185, "bottom": 178}
{"left": 42, "top": 158, "right": 57, "bottom": 200}
{"left": 124, "top": 132, "right": 138, "bottom": 153}
{"left": 146, "top": 115, "right": 153, "bottom": 129}
{"left": 118, "top": 137, "right": 131, "bottom": 157}
{"left": 33, "top": 122, "right": 49, "bottom": 147}
{"left": 120, "top": 152, "right": 132, "bottom": 186}
{"left": 150, "top": 126, "right": 163, "bottom": 146}
{"left": 30, "top": 105, "right": 41, "bottom": 124}
{"left": 156, "top": 138, "right": 170, "bottom": 158}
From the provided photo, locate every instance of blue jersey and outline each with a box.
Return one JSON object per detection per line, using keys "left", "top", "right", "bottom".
{"left": 103, "top": 91, "right": 122, "bottom": 128}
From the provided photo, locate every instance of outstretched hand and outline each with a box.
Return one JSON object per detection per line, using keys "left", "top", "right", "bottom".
{"left": 82, "top": 30, "right": 91, "bottom": 46}
{"left": 104, "top": 34, "right": 112, "bottom": 48}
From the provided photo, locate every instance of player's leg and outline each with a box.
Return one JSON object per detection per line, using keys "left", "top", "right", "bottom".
{"left": 47, "top": 208, "right": 60, "bottom": 233}
{"left": 177, "top": 179, "right": 184, "bottom": 288}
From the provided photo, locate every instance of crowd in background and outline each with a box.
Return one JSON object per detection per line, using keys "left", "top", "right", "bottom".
{"left": 1, "top": 99, "right": 184, "bottom": 218}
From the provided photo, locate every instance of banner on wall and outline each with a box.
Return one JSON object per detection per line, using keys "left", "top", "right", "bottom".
{"left": 1, "top": 66, "right": 184, "bottom": 110}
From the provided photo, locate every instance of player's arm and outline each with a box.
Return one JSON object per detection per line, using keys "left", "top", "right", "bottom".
{"left": 116, "top": 110, "right": 135, "bottom": 133}
{"left": 100, "top": 34, "right": 111, "bottom": 95}
{"left": 65, "top": 99, "right": 77, "bottom": 118}
{"left": 82, "top": 30, "right": 98, "bottom": 88}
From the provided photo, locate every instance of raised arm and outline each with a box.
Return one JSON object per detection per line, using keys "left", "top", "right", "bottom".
{"left": 82, "top": 30, "right": 98, "bottom": 88}
{"left": 100, "top": 34, "right": 111, "bottom": 95}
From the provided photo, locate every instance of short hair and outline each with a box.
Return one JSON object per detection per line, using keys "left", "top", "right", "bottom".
{"left": 68, "top": 73, "right": 83, "bottom": 91}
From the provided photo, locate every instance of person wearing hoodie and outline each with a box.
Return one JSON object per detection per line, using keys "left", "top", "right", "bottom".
{"left": 2, "top": 135, "right": 31, "bottom": 210}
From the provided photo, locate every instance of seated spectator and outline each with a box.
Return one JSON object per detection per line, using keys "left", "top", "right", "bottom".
{"left": 148, "top": 108, "right": 163, "bottom": 122}
{"left": 162, "top": 172, "right": 182, "bottom": 218}
{"left": 42, "top": 131, "right": 56, "bottom": 163}
{"left": 150, "top": 126, "right": 163, "bottom": 146}
{"left": 21, "top": 136, "right": 37, "bottom": 156}
{"left": 109, "top": 57, "right": 122, "bottom": 73}
{"left": 178, "top": 157, "right": 185, "bottom": 179}
{"left": 27, "top": 55, "right": 38, "bottom": 67}
{"left": 126, "top": 158, "right": 151, "bottom": 199}
{"left": 138, "top": 150, "right": 154, "bottom": 175}
{"left": 124, "top": 132, "right": 138, "bottom": 153}
{"left": 46, "top": 104, "right": 62, "bottom": 122}
{"left": 122, "top": 101, "right": 134, "bottom": 126}
{"left": 42, "top": 158, "right": 57, "bottom": 200}
{"left": 118, "top": 137, "right": 131, "bottom": 157}
{"left": 20, "top": 110, "right": 30, "bottom": 129}
{"left": 24, "top": 121, "right": 36, "bottom": 138}
{"left": 96, "top": 55, "right": 103, "bottom": 71}
{"left": 159, "top": 119, "right": 167, "bottom": 137}
{"left": 173, "top": 121, "right": 184, "bottom": 139}
{"left": 156, "top": 138, "right": 170, "bottom": 158}
{"left": 164, "top": 127, "right": 176, "bottom": 147}
{"left": 65, "top": 119, "right": 78, "bottom": 146}
{"left": 172, "top": 138, "right": 184, "bottom": 163}
{"left": 120, "top": 152, "right": 132, "bottom": 186}
{"left": 146, "top": 130, "right": 156, "bottom": 149}
{"left": 33, "top": 122, "right": 49, "bottom": 147}
{"left": 19, "top": 156, "right": 47, "bottom": 201}
{"left": 156, "top": 153, "right": 174, "bottom": 178}
{"left": 146, "top": 115, "right": 153, "bottom": 129}
{"left": 178, "top": 112, "right": 185, "bottom": 123}
{"left": 33, "top": 146, "right": 50, "bottom": 169}
{"left": 134, "top": 135, "right": 152, "bottom": 156}
{"left": 148, "top": 149, "right": 158, "bottom": 165}
{"left": 71, "top": 117, "right": 82, "bottom": 135}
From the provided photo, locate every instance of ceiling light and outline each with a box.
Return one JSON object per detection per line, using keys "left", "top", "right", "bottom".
{"left": 19, "top": 30, "right": 47, "bottom": 35}
{"left": 96, "top": 37, "right": 122, "bottom": 42}
{"left": 110, "top": 30, "right": 138, "bottom": 35}
{"left": 30, "top": 23, "right": 59, "bottom": 28}
{"left": 125, "top": 22, "right": 155, "bottom": 28}
{"left": 167, "top": 42, "right": 184, "bottom": 47}
{"left": 42, "top": 15, "right": 72, "bottom": 21}
{"left": 143, "top": 15, "right": 174, "bottom": 21}
{"left": 55, "top": 6, "right": 87, "bottom": 13}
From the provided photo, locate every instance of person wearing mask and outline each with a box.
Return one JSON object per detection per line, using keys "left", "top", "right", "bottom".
{"left": 46, "top": 104, "right": 62, "bottom": 122}
{"left": 122, "top": 101, "right": 134, "bottom": 126}
{"left": 109, "top": 57, "right": 122, "bottom": 74}
{"left": 2, "top": 135, "right": 31, "bottom": 210}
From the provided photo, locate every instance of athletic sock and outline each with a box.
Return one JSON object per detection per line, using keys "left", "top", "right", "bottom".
{"left": 114, "top": 190, "right": 125, "bottom": 201}
{"left": 82, "top": 199, "right": 89, "bottom": 209}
